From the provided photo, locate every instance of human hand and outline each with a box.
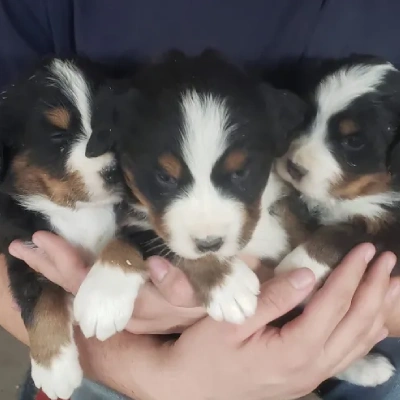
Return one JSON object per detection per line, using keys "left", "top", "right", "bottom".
{"left": 155, "top": 244, "right": 398, "bottom": 400}
{"left": 8, "top": 231, "right": 206, "bottom": 334}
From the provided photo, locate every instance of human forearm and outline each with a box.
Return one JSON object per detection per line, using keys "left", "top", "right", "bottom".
{"left": 0, "top": 258, "right": 170, "bottom": 400}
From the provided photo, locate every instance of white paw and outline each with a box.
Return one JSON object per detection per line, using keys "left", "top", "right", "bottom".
{"left": 337, "top": 354, "right": 395, "bottom": 387}
{"left": 74, "top": 262, "right": 146, "bottom": 341}
{"left": 31, "top": 343, "right": 82, "bottom": 399}
{"left": 274, "top": 245, "right": 331, "bottom": 283}
{"left": 207, "top": 259, "right": 260, "bottom": 324}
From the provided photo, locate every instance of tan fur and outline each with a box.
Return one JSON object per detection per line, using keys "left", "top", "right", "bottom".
{"left": 158, "top": 153, "right": 182, "bottom": 179}
{"left": 45, "top": 107, "right": 71, "bottom": 130}
{"left": 240, "top": 199, "right": 261, "bottom": 246}
{"left": 98, "top": 238, "right": 146, "bottom": 273}
{"left": 331, "top": 172, "right": 391, "bottom": 200}
{"left": 28, "top": 287, "right": 71, "bottom": 368}
{"left": 178, "top": 255, "right": 230, "bottom": 304}
{"left": 123, "top": 168, "right": 169, "bottom": 239}
{"left": 338, "top": 118, "right": 358, "bottom": 136}
{"left": 223, "top": 149, "right": 247, "bottom": 172}
{"left": 12, "top": 153, "right": 88, "bottom": 207}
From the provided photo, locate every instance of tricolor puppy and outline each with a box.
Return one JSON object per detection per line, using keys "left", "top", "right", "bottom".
{"left": 0, "top": 58, "right": 128, "bottom": 399}
{"left": 275, "top": 55, "right": 400, "bottom": 388}
{"left": 101, "top": 50, "right": 306, "bottom": 324}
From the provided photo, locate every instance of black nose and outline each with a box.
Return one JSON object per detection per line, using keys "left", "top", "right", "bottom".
{"left": 195, "top": 236, "right": 224, "bottom": 253}
{"left": 286, "top": 159, "right": 307, "bottom": 181}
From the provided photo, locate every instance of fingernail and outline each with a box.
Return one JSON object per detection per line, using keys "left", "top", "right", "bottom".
{"left": 148, "top": 257, "right": 169, "bottom": 282}
{"left": 386, "top": 254, "right": 397, "bottom": 274}
{"left": 8, "top": 242, "right": 22, "bottom": 258}
{"left": 364, "top": 245, "right": 376, "bottom": 263}
{"left": 288, "top": 268, "right": 315, "bottom": 289}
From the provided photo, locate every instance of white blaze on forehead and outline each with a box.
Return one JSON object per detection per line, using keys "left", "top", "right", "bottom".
{"left": 286, "top": 62, "right": 396, "bottom": 201}
{"left": 312, "top": 62, "right": 395, "bottom": 140}
{"left": 48, "top": 59, "right": 117, "bottom": 203}
{"left": 180, "top": 90, "right": 234, "bottom": 176}
{"left": 163, "top": 90, "right": 244, "bottom": 259}
{"left": 49, "top": 60, "right": 92, "bottom": 138}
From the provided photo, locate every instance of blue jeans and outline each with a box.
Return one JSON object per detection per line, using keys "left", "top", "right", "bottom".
{"left": 324, "top": 338, "right": 400, "bottom": 400}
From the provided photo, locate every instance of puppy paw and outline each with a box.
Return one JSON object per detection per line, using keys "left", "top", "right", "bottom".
{"left": 74, "top": 262, "right": 145, "bottom": 341}
{"left": 336, "top": 354, "right": 395, "bottom": 387}
{"left": 31, "top": 343, "right": 82, "bottom": 400}
{"left": 206, "top": 259, "right": 260, "bottom": 324}
{"left": 274, "top": 245, "right": 331, "bottom": 282}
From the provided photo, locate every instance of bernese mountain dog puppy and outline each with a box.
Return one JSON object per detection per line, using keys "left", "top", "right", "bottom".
{"left": 86, "top": 49, "right": 307, "bottom": 325}
{"left": 0, "top": 58, "right": 132, "bottom": 399}
{"left": 275, "top": 55, "right": 400, "bottom": 388}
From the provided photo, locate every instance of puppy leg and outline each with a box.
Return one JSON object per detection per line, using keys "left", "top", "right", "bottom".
{"left": 74, "top": 238, "right": 146, "bottom": 341}
{"left": 275, "top": 224, "right": 365, "bottom": 302}
{"left": 336, "top": 353, "right": 395, "bottom": 387}
{"left": 8, "top": 257, "right": 81, "bottom": 400}
{"left": 180, "top": 256, "right": 260, "bottom": 324}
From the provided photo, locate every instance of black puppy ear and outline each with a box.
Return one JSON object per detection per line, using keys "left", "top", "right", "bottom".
{"left": 259, "top": 83, "right": 308, "bottom": 155}
{"left": 87, "top": 86, "right": 140, "bottom": 158}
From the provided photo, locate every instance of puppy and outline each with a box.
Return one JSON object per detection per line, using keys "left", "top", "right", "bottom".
{"left": 88, "top": 49, "right": 306, "bottom": 325}
{"left": 0, "top": 57, "right": 130, "bottom": 399}
{"left": 275, "top": 55, "right": 400, "bottom": 388}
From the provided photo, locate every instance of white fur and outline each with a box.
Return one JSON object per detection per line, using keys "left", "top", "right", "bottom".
{"left": 49, "top": 60, "right": 119, "bottom": 204}
{"left": 337, "top": 354, "right": 395, "bottom": 387}
{"left": 18, "top": 195, "right": 117, "bottom": 255}
{"left": 242, "top": 172, "right": 289, "bottom": 259}
{"left": 275, "top": 245, "right": 331, "bottom": 283}
{"left": 276, "top": 62, "right": 398, "bottom": 218}
{"left": 74, "top": 262, "right": 146, "bottom": 341}
{"left": 31, "top": 341, "right": 82, "bottom": 400}
{"left": 207, "top": 258, "right": 260, "bottom": 323}
{"left": 164, "top": 90, "right": 244, "bottom": 259}
{"left": 305, "top": 191, "right": 400, "bottom": 224}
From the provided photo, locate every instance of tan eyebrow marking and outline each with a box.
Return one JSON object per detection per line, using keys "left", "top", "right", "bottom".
{"left": 45, "top": 107, "right": 71, "bottom": 130}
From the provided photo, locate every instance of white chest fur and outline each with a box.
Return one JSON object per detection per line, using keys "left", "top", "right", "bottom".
{"left": 242, "top": 172, "right": 289, "bottom": 260}
{"left": 19, "top": 195, "right": 117, "bottom": 255}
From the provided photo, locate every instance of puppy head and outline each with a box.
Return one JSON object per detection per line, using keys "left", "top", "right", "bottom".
{"left": 117, "top": 50, "right": 305, "bottom": 260}
{"left": 276, "top": 56, "right": 400, "bottom": 205}
{"left": 0, "top": 58, "right": 123, "bottom": 208}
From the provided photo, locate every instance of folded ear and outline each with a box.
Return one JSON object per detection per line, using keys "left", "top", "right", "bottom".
{"left": 259, "top": 83, "right": 308, "bottom": 155}
{"left": 87, "top": 86, "right": 141, "bottom": 158}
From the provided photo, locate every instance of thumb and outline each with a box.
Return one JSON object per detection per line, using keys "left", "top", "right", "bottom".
{"left": 235, "top": 267, "right": 316, "bottom": 340}
{"left": 147, "top": 256, "right": 199, "bottom": 307}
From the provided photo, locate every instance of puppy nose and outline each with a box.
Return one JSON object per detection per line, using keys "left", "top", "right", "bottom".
{"left": 195, "top": 236, "right": 224, "bottom": 253}
{"left": 286, "top": 159, "right": 307, "bottom": 181}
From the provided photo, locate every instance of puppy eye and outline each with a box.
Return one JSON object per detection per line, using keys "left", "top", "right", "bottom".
{"left": 50, "top": 130, "right": 69, "bottom": 143}
{"left": 340, "top": 134, "right": 365, "bottom": 151}
{"left": 231, "top": 166, "right": 250, "bottom": 184}
{"left": 156, "top": 170, "right": 178, "bottom": 189}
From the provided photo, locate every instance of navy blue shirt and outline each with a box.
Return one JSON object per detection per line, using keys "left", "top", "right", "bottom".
{"left": 1, "top": 0, "right": 400, "bottom": 88}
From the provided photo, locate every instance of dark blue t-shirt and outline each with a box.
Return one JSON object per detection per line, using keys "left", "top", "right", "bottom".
{"left": 2, "top": 0, "right": 400, "bottom": 88}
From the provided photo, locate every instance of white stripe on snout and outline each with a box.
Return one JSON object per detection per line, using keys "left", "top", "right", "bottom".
{"left": 312, "top": 62, "right": 395, "bottom": 141}
{"left": 164, "top": 90, "right": 244, "bottom": 259}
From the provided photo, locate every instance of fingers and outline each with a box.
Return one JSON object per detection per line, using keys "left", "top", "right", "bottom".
{"left": 324, "top": 252, "right": 396, "bottom": 359}
{"left": 9, "top": 231, "right": 87, "bottom": 294}
{"left": 233, "top": 267, "right": 316, "bottom": 340}
{"left": 283, "top": 243, "right": 375, "bottom": 348}
{"left": 147, "top": 257, "right": 199, "bottom": 307}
